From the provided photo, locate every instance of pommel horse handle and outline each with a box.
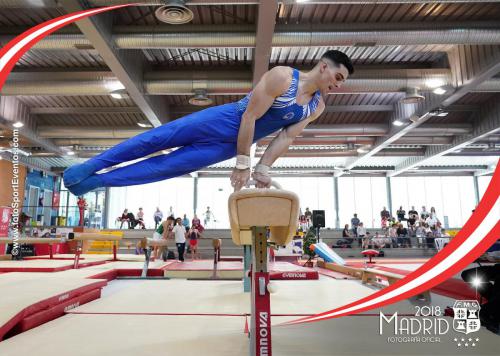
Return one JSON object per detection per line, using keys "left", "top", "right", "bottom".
{"left": 245, "top": 180, "right": 282, "bottom": 189}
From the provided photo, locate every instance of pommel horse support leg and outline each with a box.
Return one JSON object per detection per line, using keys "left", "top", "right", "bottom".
{"left": 69, "top": 232, "right": 123, "bottom": 269}
{"left": 229, "top": 180, "right": 299, "bottom": 356}
{"left": 212, "top": 239, "right": 222, "bottom": 279}
{"left": 140, "top": 238, "right": 169, "bottom": 278}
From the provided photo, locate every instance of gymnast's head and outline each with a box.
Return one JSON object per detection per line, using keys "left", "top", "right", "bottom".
{"left": 315, "top": 50, "right": 354, "bottom": 93}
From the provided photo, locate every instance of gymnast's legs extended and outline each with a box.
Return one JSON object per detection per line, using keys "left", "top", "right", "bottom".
{"left": 63, "top": 103, "right": 240, "bottom": 195}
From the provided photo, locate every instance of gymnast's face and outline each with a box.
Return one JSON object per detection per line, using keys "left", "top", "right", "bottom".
{"left": 319, "top": 59, "right": 349, "bottom": 93}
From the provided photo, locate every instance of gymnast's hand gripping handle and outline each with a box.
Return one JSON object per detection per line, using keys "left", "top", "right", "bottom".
{"left": 245, "top": 179, "right": 282, "bottom": 189}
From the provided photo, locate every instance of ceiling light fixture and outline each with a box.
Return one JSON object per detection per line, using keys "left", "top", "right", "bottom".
{"left": 400, "top": 87, "right": 425, "bottom": 104}
{"left": 393, "top": 119, "right": 404, "bottom": 126}
{"left": 137, "top": 120, "right": 153, "bottom": 128}
{"left": 425, "top": 78, "right": 446, "bottom": 89}
{"left": 433, "top": 87, "right": 447, "bottom": 95}
{"left": 110, "top": 89, "right": 129, "bottom": 100}
{"left": 430, "top": 108, "right": 448, "bottom": 117}
{"left": 189, "top": 89, "right": 213, "bottom": 107}
{"left": 155, "top": 0, "right": 194, "bottom": 24}
{"left": 13, "top": 121, "right": 24, "bottom": 128}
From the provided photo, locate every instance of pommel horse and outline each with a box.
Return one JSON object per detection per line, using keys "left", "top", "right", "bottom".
{"left": 228, "top": 180, "right": 299, "bottom": 356}
{"left": 69, "top": 232, "right": 123, "bottom": 269}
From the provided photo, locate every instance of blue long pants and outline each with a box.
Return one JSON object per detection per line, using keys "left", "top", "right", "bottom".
{"left": 64, "top": 103, "right": 246, "bottom": 194}
{"left": 89, "top": 103, "right": 241, "bottom": 186}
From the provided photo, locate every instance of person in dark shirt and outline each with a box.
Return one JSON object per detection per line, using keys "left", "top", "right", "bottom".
{"left": 336, "top": 224, "right": 354, "bottom": 247}
{"left": 351, "top": 213, "right": 360, "bottom": 236}
{"left": 396, "top": 206, "right": 406, "bottom": 222}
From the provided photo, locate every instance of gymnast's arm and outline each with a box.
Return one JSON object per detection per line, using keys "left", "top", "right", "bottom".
{"left": 258, "top": 102, "right": 325, "bottom": 168}
{"left": 237, "top": 67, "right": 291, "bottom": 156}
{"left": 231, "top": 67, "right": 291, "bottom": 191}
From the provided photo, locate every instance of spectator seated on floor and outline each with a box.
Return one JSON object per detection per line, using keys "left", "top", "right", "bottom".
{"left": 336, "top": 224, "right": 354, "bottom": 248}
{"left": 362, "top": 232, "right": 372, "bottom": 249}
{"left": 388, "top": 223, "right": 398, "bottom": 247}
{"left": 372, "top": 232, "right": 391, "bottom": 249}
{"left": 396, "top": 223, "right": 410, "bottom": 247}
{"left": 424, "top": 223, "right": 434, "bottom": 249}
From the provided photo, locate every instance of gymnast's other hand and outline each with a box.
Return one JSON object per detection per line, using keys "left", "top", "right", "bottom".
{"left": 231, "top": 168, "right": 250, "bottom": 191}
{"left": 252, "top": 163, "right": 271, "bottom": 188}
{"left": 252, "top": 171, "right": 271, "bottom": 189}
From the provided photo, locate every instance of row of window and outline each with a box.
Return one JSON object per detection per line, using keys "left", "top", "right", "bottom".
{"left": 105, "top": 176, "right": 493, "bottom": 229}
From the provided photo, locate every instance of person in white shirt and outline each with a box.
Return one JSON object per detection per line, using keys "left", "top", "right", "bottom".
{"left": 426, "top": 213, "right": 439, "bottom": 229}
{"left": 356, "top": 222, "right": 366, "bottom": 247}
{"left": 172, "top": 217, "right": 187, "bottom": 261}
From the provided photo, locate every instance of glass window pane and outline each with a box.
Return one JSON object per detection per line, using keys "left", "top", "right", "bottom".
{"left": 107, "top": 178, "right": 193, "bottom": 228}
{"left": 478, "top": 176, "right": 492, "bottom": 199}
{"left": 197, "top": 177, "right": 233, "bottom": 229}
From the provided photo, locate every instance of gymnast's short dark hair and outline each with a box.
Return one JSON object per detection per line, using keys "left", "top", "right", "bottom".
{"left": 321, "top": 50, "right": 354, "bottom": 75}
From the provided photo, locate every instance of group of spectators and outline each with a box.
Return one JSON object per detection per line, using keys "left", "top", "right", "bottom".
{"left": 117, "top": 208, "right": 146, "bottom": 229}
{"left": 337, "top": 205, "right": 449, "bottom": 250}
{"left": 118, "top": 206, "right": 216, "bottom": 230}
{"left": 151, "top": 214, "right": 206, "bottom": 262}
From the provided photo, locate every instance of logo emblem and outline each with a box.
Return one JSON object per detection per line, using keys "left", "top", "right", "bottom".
{"left": 453, "top": 300, "right": 481, "bottom": 334}
{"left": 282, "top": 112, "right": 295, "bottom": 120}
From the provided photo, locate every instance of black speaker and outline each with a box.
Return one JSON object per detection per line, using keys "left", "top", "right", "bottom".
{"left": 312, "top": 210, "right": 325, "bottom": 227}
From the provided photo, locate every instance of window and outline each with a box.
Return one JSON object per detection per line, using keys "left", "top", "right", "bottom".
{"left": 273, "top": 177, "right": 336, "bottom": 228}
{"left": 338, "top": 177, "right": 387, "bottom": 228}
{"left": 392, "top": 176, "right": 476, "bottom": 228}
{"left": 107, "top": 178, "right": 194, "bottom": 228}
{"left": 196, "top": 177, "right": 233, "bottom": 229}
{"left": 478, "top": 176, "right": 492, "bottom": 200}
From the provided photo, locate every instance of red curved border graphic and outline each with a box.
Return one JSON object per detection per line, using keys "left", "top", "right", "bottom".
{"left": 288, "top": 166, "right": 499, "bottom": 324}
{"left": 0, "top": 4, "right": 499, "bottom": 326}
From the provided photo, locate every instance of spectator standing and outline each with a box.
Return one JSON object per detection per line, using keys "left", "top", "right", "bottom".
{"left": 173, "top": 218, "right": 186, "bottom": 262}
{"left": 153, "top": 207, "right": 163, "bottom": 229}
{"left": 380, "top": 207, "right": 390, "bottom": 227}
{"left": 420, "top": 206, "right": 429, "bottom": 221}
{"left": 396, "top": 206, "right": 406, "bottom": 222}
{"left": 204, "top": 206, "right": 215, "bottom": 227}
{"left": 351, "top": 213, "right": 360, "bottom": 237}
{"left": 304, "top": 208, "right": 313, "bottom": 225}
{"left": 182, "top": 214, "right": 190, "bottom": 232}
{"left": 168, "top": 206, "right": 174, "bottom": 218}
{"left": 77, "top": 196, "right": 87, "bottom": 227}
{"left": 187, "top": 226, "right": 202, "bottom": 260}
{"left": 192, "top": 214, "right": 204, "bottom": 233}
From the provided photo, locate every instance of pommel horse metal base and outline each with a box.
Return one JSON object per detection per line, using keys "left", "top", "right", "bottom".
{"left": 229, "top": 180, "right": 300, "bottom": 356}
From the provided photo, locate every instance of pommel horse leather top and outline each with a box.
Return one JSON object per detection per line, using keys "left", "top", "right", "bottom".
{"left": 228, "top": 180, "right": 300, "bottom": 247}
